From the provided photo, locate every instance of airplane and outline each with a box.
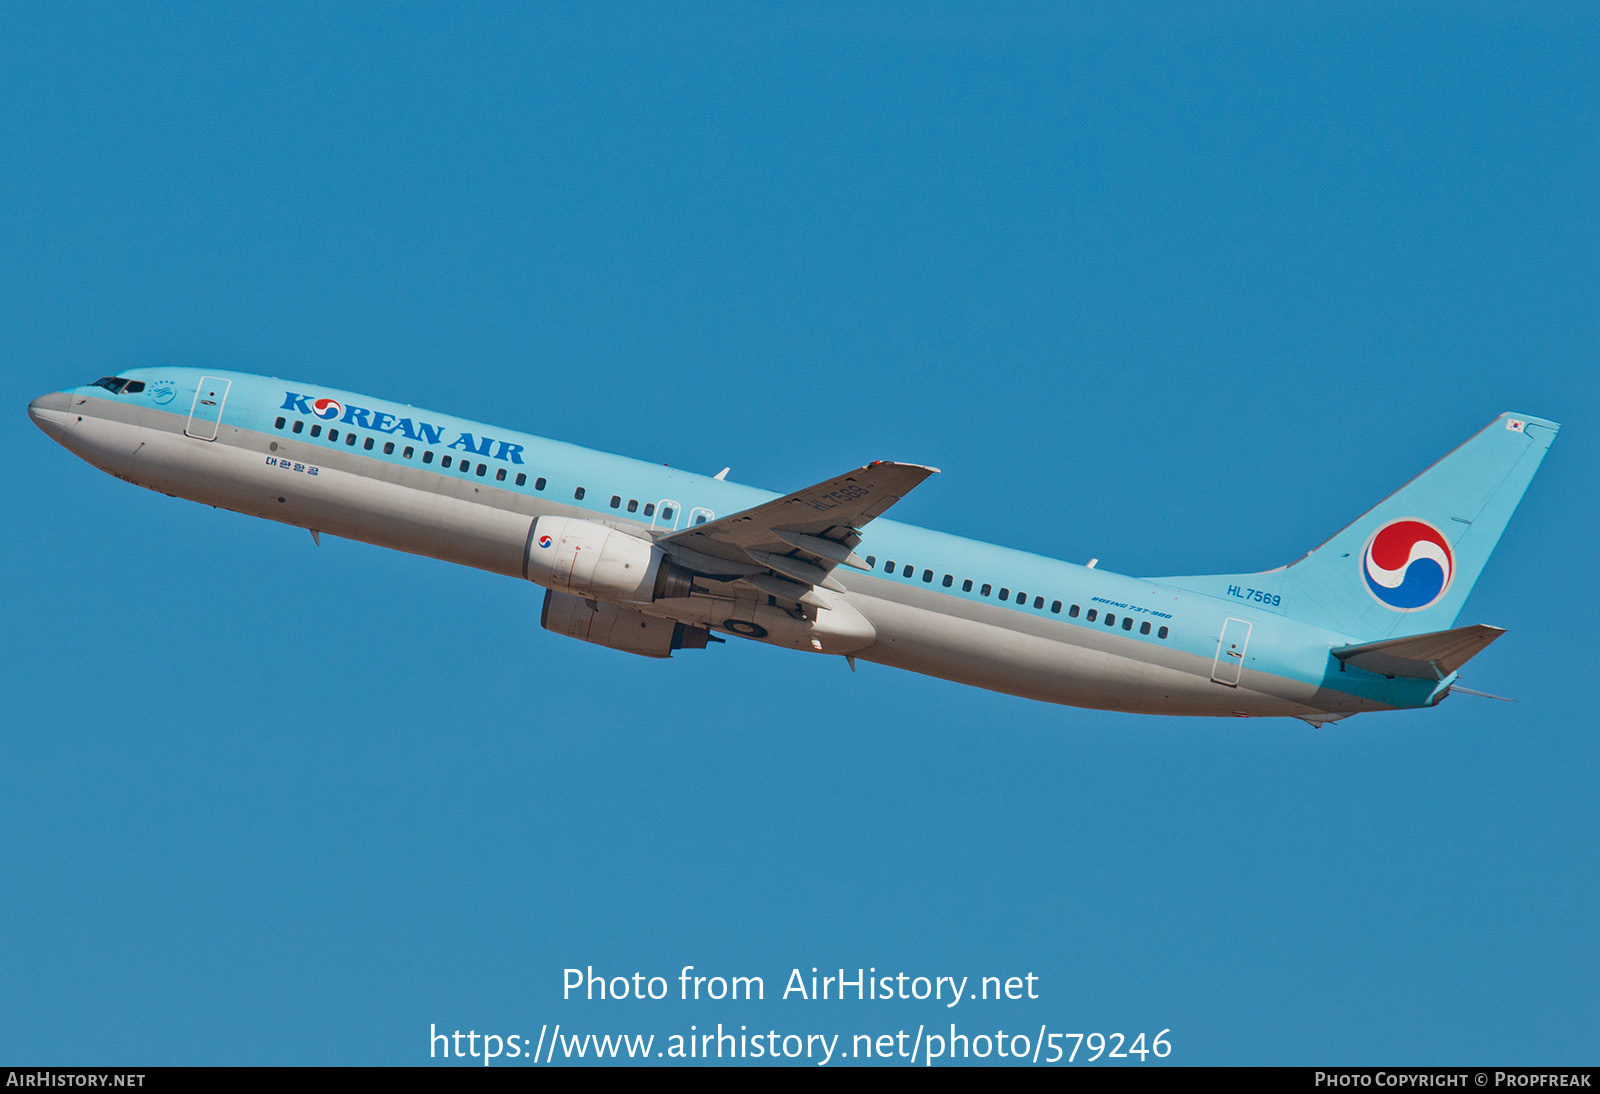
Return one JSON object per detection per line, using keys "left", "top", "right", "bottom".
{"left": 28, "top": 369, "right": 1558, "bottom": 725}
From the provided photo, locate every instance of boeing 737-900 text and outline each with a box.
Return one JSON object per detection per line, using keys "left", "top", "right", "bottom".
{"left": 28, "top": 370, "right": 1557, "bottom": 725}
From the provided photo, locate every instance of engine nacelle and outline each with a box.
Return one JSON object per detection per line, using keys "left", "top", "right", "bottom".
{"left": 541, "top": 590, "right": 711, "bottom": 658}
{"left": 525, "top": 516, "right": 692, "bottom": 602}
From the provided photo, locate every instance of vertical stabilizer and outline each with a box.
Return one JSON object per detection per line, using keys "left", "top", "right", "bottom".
{"left": 1157, "top": 414, "right": 1559, "bottom": 641}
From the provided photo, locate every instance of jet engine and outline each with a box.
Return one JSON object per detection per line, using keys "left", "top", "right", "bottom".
{"left": 524, "top": 516, "right": 693, "bottom": 602}
{"left": 541, "top": 589, "right": 712, "bottom": 658}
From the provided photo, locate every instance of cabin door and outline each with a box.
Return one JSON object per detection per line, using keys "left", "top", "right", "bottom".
{"left": 184, "top": 376, "right": 232, "bottom": 441}
{"left": 1210, "top": 617, "right": 1253, "bottom": 687}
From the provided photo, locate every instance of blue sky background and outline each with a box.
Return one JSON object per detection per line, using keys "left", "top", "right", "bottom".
{"left": 3, "top": 2, "right": 1595, "bottom": 1066}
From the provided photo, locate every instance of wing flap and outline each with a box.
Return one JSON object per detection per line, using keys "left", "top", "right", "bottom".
{"left": 769, "top": 528, "right": 872, "bottom": 571}
{"left": 1333, "top": 624, "right": 1505, "bottom": 680}
{"left": 745, "top": 550, "right": 848, "bottom": 592}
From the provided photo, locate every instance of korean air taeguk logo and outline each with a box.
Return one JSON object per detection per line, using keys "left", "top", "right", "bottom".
{"left": 312, "top": 397, "right": 344, "bottom": 420}
{"left": 1361, "top": 518, "right": 1455, "bottom": 611}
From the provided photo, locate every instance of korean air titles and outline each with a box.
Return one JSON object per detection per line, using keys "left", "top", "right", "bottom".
{"left": 280, "top": 392, "right": 527, "bottom": 465}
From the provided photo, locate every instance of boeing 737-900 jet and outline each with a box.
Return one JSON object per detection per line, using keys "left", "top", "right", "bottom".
{"left": 28, "top": 370, "right": 1557, "bottom": 725}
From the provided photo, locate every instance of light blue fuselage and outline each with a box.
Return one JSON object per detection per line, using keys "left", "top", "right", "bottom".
{"left": 28, "top": 368, "right": 1503, "bottom": 722}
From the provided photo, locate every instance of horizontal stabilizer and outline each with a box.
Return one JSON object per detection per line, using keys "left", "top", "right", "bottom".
{"left": 1332, "top": 624, "right": 1505, "bottom": 680}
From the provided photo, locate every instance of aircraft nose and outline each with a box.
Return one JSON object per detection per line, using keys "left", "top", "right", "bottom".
{"left": 28, "top": 390, "right": 72, "bottom": 437}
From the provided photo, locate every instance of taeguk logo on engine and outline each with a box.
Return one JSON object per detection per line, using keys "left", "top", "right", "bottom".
{"left": 1361, "top": 518, "right": 1455, "bottom": 611}
{"left": 312, "top": 397, "right": 344, "bottom": 420}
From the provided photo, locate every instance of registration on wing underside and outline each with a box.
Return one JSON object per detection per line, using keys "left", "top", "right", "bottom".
{"left": 657, "top": 461, "right": 938, "bottom": 582}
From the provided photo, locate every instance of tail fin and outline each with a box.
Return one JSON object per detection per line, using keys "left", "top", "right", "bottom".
{"left": 1158, "top": 413, "right": 1559, "bottom": 641}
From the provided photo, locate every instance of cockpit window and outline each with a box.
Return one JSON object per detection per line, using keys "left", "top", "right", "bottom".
{"left": 90, "top": 377, "right": 145, "bottom": 395}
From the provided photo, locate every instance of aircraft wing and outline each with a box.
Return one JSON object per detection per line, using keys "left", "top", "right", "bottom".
{"left": 657, "top": 461, "right": 937, "bottom": 596}
{"left": 1332, "top": 624, "right": 1505, "bottom": 680}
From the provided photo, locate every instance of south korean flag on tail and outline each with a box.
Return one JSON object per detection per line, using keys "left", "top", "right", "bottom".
{"left": 1506, "top": 418, "right": 1526, "bottom": 432}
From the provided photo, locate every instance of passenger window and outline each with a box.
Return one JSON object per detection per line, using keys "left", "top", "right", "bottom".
{"left": 535, "top": 477, "right": 546, "bottom": 491}
{"left": 1069, "top": 604, "right": 1080, "bottom": 618}
{"left": 1122, "top": 617, "right": 1133, "bottom": 630}
{"left": 1158, "top": 626, "right": 1169, "bottom": 639}
{"left": 515, "top": 473, "right": 527, "bottom": 486}
{"left": 328, "top": 429, "right": 339, "bottom": 442}
{"left": 610, "top": 495, "right": 621, "bottom": 508}
{"left": 423, "top": 451, "right": 433, "bottom": 463}
{"left": 310, "top": 424, "right": 322, "bottom": 437}
{"left": 942, "top": 574, "right": 953, "bottom": 588}
{"left": 1086, "top": 609, "right": 1097, "bottom": 622}
{"left": 627, "top": 499, "right": 639, "bottom": 513}
{"left": 274, "top": 416, "right": 285, "bottom": 429}
{"left": 1034, "top": 596, "right": 1044, "bottom": 609}
{"left": 476, "top": 463, "right": 487, "bottom": 476}
{"left": 922, "top": 569, "right": 933, "bottom": 583}
{"left": 981, "top": 584, "right": 992, "bottom": 597}
{"left": 659, "top": 505, "right": 671, "bottom": 518}
{"left": 575, "top": 487, "right": 586, "bottom": 500}
{"left": 865, "top": 555, "right": 876, "bottom": 568}
{"left": 293, "top": 420, "right": 304, "bottom": 434}
{"left": 1016, "top": 591, "right": 1026, "bottom": 604}
{"left": 885, "top": 560, "right": 896, "bottom": 573}
{"left": 1051, "top": 600, "right": 1062, "bottom": 614}
{"left": 496, "top": 468, "right": 506, "bottom": 481}
{"left": 383, "top": 441, "right": 394, "bottom": 455}
{"left": 403, "top": 446, "right": 414, "bottom": 458}
{"left": 1140, "top": 621, "right": 1151, "bottom": 635}
{"left": 346, "top": 433, "right": 356, "bottom": 446}
{"left": 363, "top": 437, "right": 373, "bottom": 450}
{"left": 441, "top": 455, "right": 452, "bottom": 468}
{"left": 1000, "top": 588, "right": 1010, "bottom": 600}
{"left": 1105, "top": 614, "right": 1116, "bottom": 626}
{"left": 643, "top": 503, "right": 654, "bottom": 516}
{"left": 962, "top": 579, "right": 972, "bottom": 592}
